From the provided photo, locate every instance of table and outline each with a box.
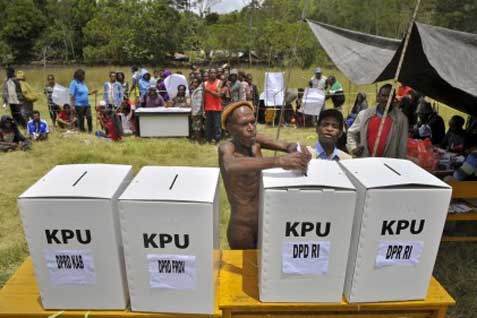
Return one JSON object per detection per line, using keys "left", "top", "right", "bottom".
{"left": 443, "top": 181, "right": 477, "bottom": 242}
{"left": 0, "top": 257, "right": 221, "bottom": 318}
{"left": 219, "top": 250, "right": 455, "bottom": 318}
{"left": 135, "top": 107, "right": 191, "bottom": 137}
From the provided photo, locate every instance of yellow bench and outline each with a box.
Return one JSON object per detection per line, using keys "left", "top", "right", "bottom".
{"left": 0, "top": 251, "right": 455, "bottom": 318}
{"left": 0, "top": 256, "right": 221, "bottom": 318}
{"left": 219, "top": 250, "right": 454, "bottom": 318}
{"left": 443, "top": 181, "right": 477, "bottom": 242}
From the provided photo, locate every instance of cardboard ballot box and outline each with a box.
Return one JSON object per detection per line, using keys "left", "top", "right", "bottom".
{"left": 258, "top": 160, "right": 357, "bottom": 302}
{"left": 118, "top": 166, "right": 220, "bottom": 314}
{"left": 135, "top": 107, "right": 191, "bottom": 137}
{"left": 18, "top": 164, "right": 133, "bottom": 310}
{"left": 340, "top": 158, "right": 452, "bottom": 303}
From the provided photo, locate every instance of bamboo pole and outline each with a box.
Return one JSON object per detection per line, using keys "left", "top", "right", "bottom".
{"left": 371, "top": 0, "right": 421, "bottom": 157}
{"left": 274, "top": 0, "right": 310, "bottom": 151}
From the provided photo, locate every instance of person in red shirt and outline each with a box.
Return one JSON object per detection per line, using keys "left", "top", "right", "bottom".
{"left": 57, "top": 104, "right": 77, "bottom": 129}
{"left": 347, "top": 84, "right": 408, "bottom": 158}
{"left": 396, "top": 84, "right": 413, "bottom": 102}
{"left": 203, "top": 68, "right": 223, "bottom": 143}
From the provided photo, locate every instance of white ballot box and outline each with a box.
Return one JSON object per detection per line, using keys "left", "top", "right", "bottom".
{"left": 258, "top": 160, "right": 357, "bottom": 302}
{"left": 135, "top": 107, "right": 191, "bottom": 137}
{"left": 118, "top": 166, "right": 220, "bottom": 314}
{"left": 18, "top": 164, "right": 133, "bottom": 310}
{"left": 340, "top": 158, "right": 452, "bottom": 303}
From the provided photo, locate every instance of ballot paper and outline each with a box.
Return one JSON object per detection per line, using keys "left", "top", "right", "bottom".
{"left": 299, "top": 88, "right": 325, "bottom": 116}
{"left": 164, "top": 74, "right": 189, "bottom": 98}
{"left": 263, "top": 72, "right": 285, "bottom": 107}
{"left": 52, "top": 84, "right": 70, "bottom": 107}
{"left": 448, "top": 202, "right": 473, "bottom": 213}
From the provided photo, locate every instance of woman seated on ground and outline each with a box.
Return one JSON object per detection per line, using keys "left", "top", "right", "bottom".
{"left": 171, "top": 84, "right": 190, "bottom": 108}
{"left": 95, "top": 104, "right": 122, "bottom": 142}
{"left": 0, "top": 115, "right": 31, "bottom": 151}
{"left": 441, "top": 115, "right": 466, "bottom": 154}
{"left": 118, "top": 99, "right": 135, "bottom": 135}
{"left": 56, "top": 104, "right": 77, "bottom": 129}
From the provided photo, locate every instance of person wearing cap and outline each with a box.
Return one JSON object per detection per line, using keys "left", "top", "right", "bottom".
{"left": 2, "top": 66, "right": 24, "bottom": 127}
{"left": 413, "top": 101, "right": 445, "bottom": 145}
{"left": 347, "top": 84, "right": 408, "bottom": 158}
{"left": 17, "top": 71, "right": 38, "bottom": 126}
{"left": 307, "top": 109, "right": 351, "bottom": 160}
{"left": 310, "top": 67, "right": 327, "bottom": 91}
{"left": 139, "top": 86, "right": 165, "bottom": 108}
{"left": 219, "top": 101, "right": 311, "bottom": 249}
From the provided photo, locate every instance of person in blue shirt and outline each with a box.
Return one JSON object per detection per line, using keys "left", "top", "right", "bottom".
{"left": 27, "top": 110, "right": 49, "bottom": 141}
{"left": 307, "top": 109, "right": 351, "bottom": 160}
{"left": 138, "top": 72, "right": 152, "bottom": 97}
{"left": 69, "top": 69, "right": 97, "bottom": 133}
{"left": 103, "top": 71, "right": 123, "bottom": 108}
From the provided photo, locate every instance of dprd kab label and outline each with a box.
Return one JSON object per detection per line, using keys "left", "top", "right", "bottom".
{"left": 44, "top": 249, "right": 96, "bottom": 285}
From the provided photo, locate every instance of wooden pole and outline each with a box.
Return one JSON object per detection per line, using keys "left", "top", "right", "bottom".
{"left": 274, "top": 0, "right": 309, "bottom": 150}
{"left": 371, "top": 0, "right": 421, "bottom": 157}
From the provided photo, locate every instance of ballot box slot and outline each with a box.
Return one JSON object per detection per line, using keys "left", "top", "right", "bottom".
{"left": 384, "top": 163, "right": 401, "bottom": 176}
{"left": 169, "top": 174, "right": 179, "bottom": 190}
{"left": 72, "top": 171, "right": 88, "bottom": 187}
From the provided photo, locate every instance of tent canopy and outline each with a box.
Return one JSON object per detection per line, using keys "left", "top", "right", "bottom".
{"left": 307, "top": 20, "right": 477, "bottom": 115}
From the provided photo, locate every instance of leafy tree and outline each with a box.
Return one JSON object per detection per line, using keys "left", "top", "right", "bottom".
{"left": 1, "top": 0, "right": 47, "bottom": 63}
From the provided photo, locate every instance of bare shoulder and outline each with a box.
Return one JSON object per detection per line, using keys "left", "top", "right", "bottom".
{"left": 218, "top": 141, "right": 235, "bottom": 155}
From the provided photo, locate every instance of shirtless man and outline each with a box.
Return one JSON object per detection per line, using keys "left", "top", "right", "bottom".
{"left": 219, "top": 101, "right": 311, "bottom": 249}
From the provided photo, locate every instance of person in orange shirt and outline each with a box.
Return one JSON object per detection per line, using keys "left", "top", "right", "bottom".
{"left": 203, "top": 68, "right": 223, "bottom": 143}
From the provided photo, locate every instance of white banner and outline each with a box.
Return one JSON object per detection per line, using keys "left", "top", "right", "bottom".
{"left": 147, "top": 254, "right": 196, "bottom": 290}
{"left": 51, "top": 84, "right": 70, "bottom": 107}
{"left": 282, "top": 241, "right": 331, "bottom": 275}
{"left": 375, "top": 240, "right": 424, "bottom": 268}
{"left": 44, "top": 249, "right": 96, "bottom": 285}
{"left": 263, "top": 72, "right": 285, "bottom": 107}
{"left": 164, "top": 74, "right": 189, "bottom": 99}
{"left": 299, "top": 88, "right": 325, "bottom": 116}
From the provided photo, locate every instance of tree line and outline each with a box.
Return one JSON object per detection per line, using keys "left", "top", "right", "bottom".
{"left": 0, "top": 0, "right": 475, "bottom": 67}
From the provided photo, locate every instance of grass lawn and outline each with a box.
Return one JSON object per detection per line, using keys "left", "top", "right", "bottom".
{"left": 0, "top": 66, "right": 475, "bottom": 318}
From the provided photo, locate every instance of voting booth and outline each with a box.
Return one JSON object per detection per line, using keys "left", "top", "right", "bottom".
{"left": 118, "top": 166, "right": 220, "bottom": 314}
{"left": 135, "top": 107, "right": 191, "bottom": 137}
{"left": 258, "top": 160, "right": 357, "bottom": 302}
{"left": 340, "top": 158, "right": 452, "bottom": 303}
{"left": 17, "top": 164, "right": 133, "bottom": 310}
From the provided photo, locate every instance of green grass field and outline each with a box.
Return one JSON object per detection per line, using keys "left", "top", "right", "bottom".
{"left": 0, "top": 66, "right": 474, "bottom": 318}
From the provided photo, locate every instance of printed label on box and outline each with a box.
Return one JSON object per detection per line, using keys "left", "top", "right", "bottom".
{"left": 375, "top": 240, "right": 424, "bottom": 268}
{"left": 44, "top": 249, "right": 96, "bottom": 285}
{"left": 147, "top": 254, "right": 196, "bottom": 289}
{"left": 282, "top": 241, "right": 331, "bottom": 275}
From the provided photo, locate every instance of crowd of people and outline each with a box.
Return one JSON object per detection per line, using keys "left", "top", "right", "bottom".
{"left": 1, "top": 64, "right": 476, "bottom": 181}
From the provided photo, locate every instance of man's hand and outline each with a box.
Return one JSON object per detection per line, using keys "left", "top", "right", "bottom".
{"left": 286, "top": 142, "right": 298, "bottom": 153}
{"left": 277, "top": 152, "right": 310, "bottom": 171}
{"left": 351, "top": 145, "right": 364, "bottom": 157}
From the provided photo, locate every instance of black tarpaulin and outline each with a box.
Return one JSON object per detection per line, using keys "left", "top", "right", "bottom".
{"left": 307, "top": 19, "right": 477, "bottom": 115}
